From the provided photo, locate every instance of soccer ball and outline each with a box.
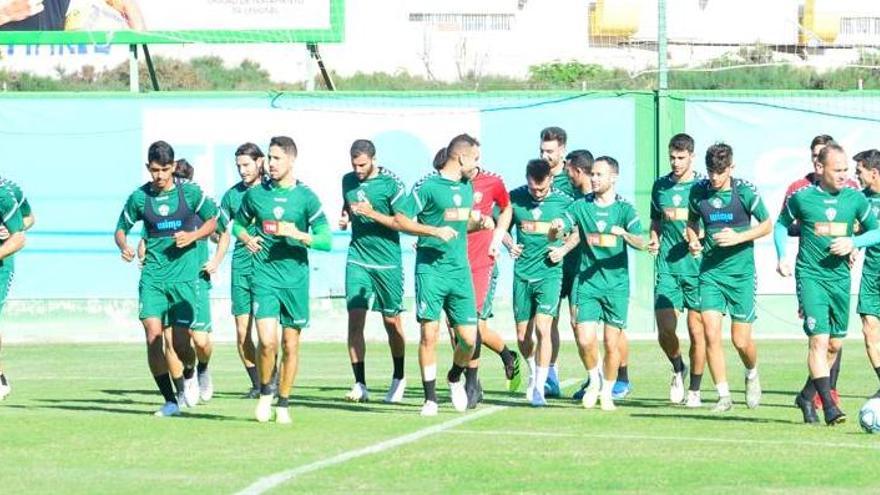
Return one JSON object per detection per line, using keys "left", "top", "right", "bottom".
{"left": 858, "top": 398, "right": 880, "bottom": 433}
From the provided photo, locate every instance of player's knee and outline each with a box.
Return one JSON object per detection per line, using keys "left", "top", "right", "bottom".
{"left": 731, "top": 333, "right": 751, "bottom": 352}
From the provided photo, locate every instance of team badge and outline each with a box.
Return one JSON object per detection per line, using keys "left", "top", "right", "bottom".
{"left": 710, "top": 198, "right": 723, "bottom": 209}
{"left": 356, "top": 189, "right": 367, "bottom": 202}
{"left": 157, "top": 204, "right": 170, "bottom": 216}
{"left": 672, "top": 194, "right": 682, "bottom": 207}
{"left": 825, "top": 208, "right": 837, "bottom": 221}
{"left": 273, "top": 206, "right": 285, "bottom": 220}
{"left": 596, "top": 220, "right": 607, "bottom": 232}
{"left": 531, "top": 208, "right": 542, "bottom": 220}
{"left": 453, "top": 194, "right": 462, "bottom": 207}
{"left": 474, "top": 192, "right": 483, "bottom": 203}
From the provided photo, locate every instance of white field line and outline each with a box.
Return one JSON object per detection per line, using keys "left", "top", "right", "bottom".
{"left": 234, "top": 378, "right": 581, "bottom": 495}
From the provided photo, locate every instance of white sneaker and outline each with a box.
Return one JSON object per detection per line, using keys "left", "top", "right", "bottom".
{"left": 0, "top": 382, "right": 10, "bottom": 401}
{"left": 153, "top": 401, "right": 181, "bottom": 417}
{"left": 449, "top": 379, "right": 468, "bottom": 412}
{"left": 255, "top": 394, "right": 274, "bottom": 423}
{"left": 176, "top": 391, "right": 189, "bottom": 409}
{"left": 530, "top": 390, "right": 547, "bottom": 407}
{"left": 525, "top": 378, "right": 535, "bottom": 403}
{"left": 345, "top": 382, "right": 370, "bottom": 403}
{"left": 669, "top": 371, "right": 685, "bottom": 404}
{"left": 712, "top": 395, "right": 733, "bottom": 413}
{"left": 384, "top": 377, "right": 406, "bottom": 403}
{"left": 420, "top": 400, "right": 439, "bottom": 417}
{"left": 183, "top": 376, "right": 199, "bottom": 407}
{"left": 745, "top": 372, "right": 762, "bottom": 409}
{"left": 275, "top": 406, "right": 292, "bottom": 424}
{"left": 600, "top": 392, "right": 616, "bottom": 411}
{"left": 685, "top": 390, "right": 702, "bottom": 408}
{"left": 582, "top": 382, "right": 600, "bottom": 409}
{"left": 198, "top": 370, "right": 213, "bottom": 403}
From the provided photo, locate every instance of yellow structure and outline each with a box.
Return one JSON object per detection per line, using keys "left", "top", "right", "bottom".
{"left": 589, "top": 0, "right": 640, "bottom": 39}
{"left": 800, "top": 0, "right": 840, "bottom": 45}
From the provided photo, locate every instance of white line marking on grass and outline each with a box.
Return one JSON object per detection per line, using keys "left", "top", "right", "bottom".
{"left": 443, "top": 429, "right": 880, "bottom": 451}
{"left": 235, "top": 378, "right": 580, "bottom": 495}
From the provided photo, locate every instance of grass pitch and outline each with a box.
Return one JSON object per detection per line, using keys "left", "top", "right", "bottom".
{"left": 1, "top": 341, "right": 879, "bottom": 494}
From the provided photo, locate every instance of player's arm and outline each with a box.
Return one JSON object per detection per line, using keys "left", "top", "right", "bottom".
{"left": 114, "top": 193, "right": 140, "bottom": 262}
{"left": 548, "top": 228, "right": 580, "bottom": 263}
{"left": 774, "top": 198, "right": 797, "bottom": 276}
{"left": 232, "top": 193, "right": 263, "bottom": 253}
{"left": 612, "top": 207, "right": 646, "bottom": 251}
{"left": 713, "top": 191, "right": 772, "bottom": 247}
{"left": 488, "top": 204, "right": 512, "bottom": 258}
{"left": 686, "top": 191, "right": 703, "bottom": 256}
{"left": 351, "top": 203, "right": 398, "bottom": 231}
{"left": 390, "top": 189, "right": 457, "bottom": 242}
{"left": 547, "top": 210, "right": 575, "bottom": 241}
{"left": 646, "top": 184, "right": 662, "bottom": 254}
{"left": 114, "top": 0, "right": 146, "bottom": 30}
{"left": 0, "top": 197, "right": 25, "bottom": 261}
{"left": 204, "top": 209, "right": 233, "bottom": 273}
{"left": 830, "top": 197, "right": 880, "bottom": 256}
{"left": 284, "top": 196, "right": 332, "bottom": 251}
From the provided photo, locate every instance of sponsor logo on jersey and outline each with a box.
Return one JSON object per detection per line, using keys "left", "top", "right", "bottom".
{"left": 709, "top": 211, "right": 734, "bottom": 223}
{"left": 273, "top": 197, "right": 288, "bottom": 203}
{"left": 156, "top": 219, "right": 183, "bottom": 231}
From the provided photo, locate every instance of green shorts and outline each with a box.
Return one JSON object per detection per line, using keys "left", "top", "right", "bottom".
{"left": 575, "top": 285, "right": 628, "bottom": 329}
{"left": 415, "top": 272, "right": 477, "bottom": 327}
{"left": 698, "top": 272, "right": 756, "bottom": 323}
{"left": 513, "top": 276, "right": 562, "bottom": 324}
{"left": 655, "top": 272, "right": 700, "bottom": 311}
{"left": 858, "top": 270, "right": 880, "bottom": 318}
{"left": 253, "top": 283, "right": 309, "bottom": 329}
{"left": 231, "top": 272, "right": 255, "bottom": 317}
{"left": 345, "top": 262, "right": 403, "bottom": 316}
{"left": 0, "top": 267, "right": 13, "bottom": 315}
{"left": 800, "top": 276, "right": 850, "bottom": 338}
{"left": 190, "top": 275, "right": 212, "bottom": 333}
{"left": 139, "top": 279, "right": 198, "bottom": 328}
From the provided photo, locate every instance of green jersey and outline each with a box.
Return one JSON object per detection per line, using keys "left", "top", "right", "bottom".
{"left": 117, "top": 182, "right": 218, "bottom": 283}
{"left": 0, "top": 183, "right": 25, "bottom": 270}
{"left": 651, "top": 172, "right": 702, "bottom": 275}
{"left": 561, "top": 193, "right": 642, "bottom": 291}
{"left": 779, "top": 185, "right": 876, "bottom": 280}
{"left": 688, "top": 178, "right": 769, "bottom": 275}
{"left": 552, "top": 169, "right": 576, "bottom": 198}
{"left": 403, "top": 172, "right": 473, "bottom": 276}
{"left": 863, "top": 188, "right": 880, "bottom": 275}
{"left": 218, "top": 181, "right": 258, "bottom": 278}
{"left": 341, "top": 167, "right": 406, "bottom": 269}
{"left": 0, "top": 178, "right": 31, "bottom": 220}
{"left": 509, "top": 186, "right": 573, "bottom": 281}
{"left": 234, "top": 180, "right": 328, "bottom": 288}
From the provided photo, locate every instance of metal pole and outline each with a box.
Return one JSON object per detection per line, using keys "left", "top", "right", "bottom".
{"left": 128, "top": 44, "right": 139, "bottom": 93}
{"left": 658, "top": 0, "right": 668, "bottom": 90}
{"left": 307, "top": 42, "right": 336, "bottom": 91}
{"left": 142, "top": 45, "right": 160, "bottom": 91}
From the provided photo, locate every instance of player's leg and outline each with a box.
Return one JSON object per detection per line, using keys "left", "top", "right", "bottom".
{"left": 612, "top": 332, "right": 632, "bottom": 399}
{"left": 448, "top": 275, "right": 478, "bottom": 412}
{"left": 464, "top": 266, "right": 490, "bottom": 408}
{"left": 655, "top": 273, "right": 686, "bottom": 403}
{"left": 0, "top": 330, "right": 6, "bottom": 400}
{"left": 857, "top": 274, "right": 880, "bottom": 397}
{"left": 530, "top": 313, "right": 553, "bottom": 407}
{"left": 344, "top": 263, "right": 372, "bottom": 402}
{"left": 142, "top": 316, "right": 178, "bottom": 416}
{"left": 232, "top": 276, "right": 259, "bottom": 397}
{"left": 698, "top": 276, "right": 732, "bottom": 412}
{"left": 599, "top": 294, "right": 629, "bottom": 410}
{"left": 573, "top": 290, "right": 602, "bottom": 408}
{"left": 273, "top": 286, "right": 311, "bottom": 424}
{"left": 728, "top": 276, "right": 760, "bottom": 409}
{"left": 0, "top": 269, "right": 11, "bottom": 400}
{"left": 252, "top": 284, "right": 282, "bottom": 422}
{"left": 415, "top": 273, "right": 442, "bottom": 416}
{"left": 807, "top": 333, "right": 845, "bottom": 425}
{"left": 375, "top": 261, "right": 406, "bottom": 404}
{"left": 168, "top": 282, "right": 200, "bottom": 407}
{"left": 191, "top": 278, "right": 214, "bottom": 402}
{"left": 862, "top": 315, "right": 880, "bottom": 396}
{"left": 476, "top": 267, "right": 520, "bottom": 386}
{"left": 685, "top": 309, "right": 706, "bottom": 407}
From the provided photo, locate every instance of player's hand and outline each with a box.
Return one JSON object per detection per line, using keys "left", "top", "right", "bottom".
{"left": 610, "top": 225, "right": 625, "bottom": 237}
{"left": 647, "top": 237, "right": 660, "bottom": 256}
{"left": 688, "top": 238, "right": 703, "bottom": 257}
{"left": 351, "top": 201, "right": 374, "bottom": 218}
{"left": 547, "top": 219, "right": 565, "bottom": 241}
{"left": 849, "top": 249, "right": 860, "bottom": 268}
{"left": 245, "top": 236, "right": 263, "bottom": 253}
{"left": 0, "top": 226, "right": 9, "bottom": 241}
{"left": 209, "top": 232, "right": 220, "bottom": 244}
{"left": 279, "top": 221, "right": 304, "bottom": 241}
{"left": 509, "top": 243, "right": 524, "bottom": 259}
{"left": 712, "top": 228, "right": 740, "bottom": 247}
{"left": 547, "top": 245, "right": 566, "bottom": 264}
{"left": 0, "top": 0, "right": 44, "bottom": 26}
{"left": 173, "top": 231, "right": 196, "bottom": 248}
{"left": 776, "top": 258, "right": 793, "bottom": 277}
{"left": 338, "top": 210, "right": 350, "bottom": 231}
{"left": 120, "top": 245, "right": 135, "bottom": 262}
{"left": 203, "top": 259, "right": 220, "bottom": 274}
{"left": 480, "top": 216, "right": 495, "bottom": 231}
{"left": 432, "top": 226, "right": 458, "bottom": 242}
{"left": 830, "top": 236, "right": 855, "bottom": 256}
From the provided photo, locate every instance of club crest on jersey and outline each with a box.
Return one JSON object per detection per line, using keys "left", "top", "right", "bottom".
{"left": 710, "top": 197, "right": 723, "bottom": 209}
{"left": 531, "top": 208, "right": 542, "bottom": 220}
{"left": 356, "top": 189, "right": 367, "bottom": 202}
{"left": 453, "top": 194, "right": 462, "bottom": 207}
{"left": 825, "top": 208, "right": 837, "bottom": 221}
{"left": 273, "top": 206, "right": 285, "bottom": 220}
{"left": 596, "top": 220, "right": 607, "bottom": 232}
{"left": 157, "top": 204, "right": 170, "bottom": 216}
{"left": 672, "top": 194, "right": 682, "bottom": 207}
{"left": 474, "top": 191, "right": 483, "bottom": 203}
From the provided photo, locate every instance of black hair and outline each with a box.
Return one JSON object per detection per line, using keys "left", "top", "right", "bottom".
{"left": 445, "top": 133, "right": 480, "bottom": 161}
{"left": 350, "top": 139, "right": 376, "bottom": 159}
{"left": 526, "top": 159, "right": 551, "bottom": 182}
{"left": 173, "top": 159, "right": 194, "bottom": 180}
{"left": 669, "top": 133, "right": 695, "bottom": 153}
{"left": 566, "top": 149, "right": 594, "bottom": 172}
{"left": 540, "top": 126, "right": 567, "bottom": 146}
{"left": 235, "top": 142, "right": 264, "bottom": 161}
{"left": 432, "top": 147, "right": 448, "bottom": 171}
{"left": 147, "top": 140, "right": 174, "bottom": 165}
{"left": 810, "top": 134, "right": 835, "bottom": 150}
{"left": 705, "top": 143, "right": 733, "bottom": 173}
{"left": 594, "top": 155, "right": 620, "bottom": 174}
{"left": 269, "top": 136, "right": 298, "bottom": 157}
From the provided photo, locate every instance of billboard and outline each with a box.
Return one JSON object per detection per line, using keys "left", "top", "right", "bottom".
{"left": 0, "top": 0, "right": 344, "bottom": 44}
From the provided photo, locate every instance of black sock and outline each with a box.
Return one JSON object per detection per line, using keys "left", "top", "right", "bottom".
{"left": 800, "top": 376, "right": 817, "bottom": 400}
{"left": 0, "top": 373, "right": 6, "bottom": 386}
{"left": 246, "top": 366, "right": 259, "bottom": 388}
{"left": 875, "top": 366, "right": 880, "bottom": 383}
{"left": 197, "top": 362, "right": 208, "bottom": 375}
{"left": 617, "top": 366, "right": 629, "bottom": 383}
{"left": 173, "top": 376, "right": 185, "bottom": 394}
{"left": 277, "top": 396, "right": 290, "bottom": 408}
{"left": 465, "top": 367, "right": 478, "bottom": 388}
{"left": 260, "top": 383, "right": 273, "bottom": 396}
{"left": 689, "top": 373, "right": 702, "bottom": 392}
{"left": 448, "top": 364, "right": 466, "bottom": 383}
{"left": 829, "top": 349, "right": 842, "bottom": 389}
{"left": 392, "top": 356, "right": 405, "bottom": 380}
{"left": 183, "top": 367, "right": 195, "bottom": 380}
{"left": 813, "top": 376, "right": 835, "bottom": 410}
{"left": 352, "top": 362, "right": 366, "bottom": 385}
{"left": 423, "top": 380, "right": 437, "bottom": 402}
{"left": 499, "top": 347, "right": 514, "bottom": 367}
{"left": 154, "top": 373, "right": 177, "bottom": 403}
{"left": 471, "top": 330, "right": 482, "bottom": 360}
{"left": 670, "top": 355, "right": 685, "bottom": 373}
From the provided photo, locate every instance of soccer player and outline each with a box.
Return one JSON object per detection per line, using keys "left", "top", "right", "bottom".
{"left": 391, "top": 134, "right": 489, "bottom": 416}
{"left": 854, "top": 149, "right": 880, "bottom": 399}
{"left": 509, "top": 159, "right": 574, "bottom": 406}
{"left": 233, "top": 136, "right": 332, "bottom": 424}
{"left": 339, "top": 139, "right": 407, "bottom": 404}
{"left": 460, "top": 147, "right": 521, "bottom": 408}
{"left": 0, "top": 177, "right": 31, "bottom": 400}
{"left": 550, "top": 156, "right": 646, "bottom": 411}
{"left": 775, "top": 143, "right": 880, "bottom": 425}
{"left": 114, "top": 141, "right": 218, "bottom": 417}
{"left": 686, "top": 143, "right": 769, "bottom": 413}
{"left": 216, "top": 143, "right": 268, "bottom": 398}
{"left": 646, "top": 133, "right": 706, "bottom": 407}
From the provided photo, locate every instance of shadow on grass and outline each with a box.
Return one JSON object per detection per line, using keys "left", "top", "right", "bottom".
{"left": 4, "top": 402, "right": 246, "bottom": 421}
{"left": 630, "top": 412, "right": 797, "bottom": 425}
